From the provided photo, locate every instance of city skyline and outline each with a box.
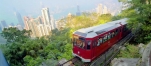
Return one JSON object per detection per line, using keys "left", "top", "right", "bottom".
{"left": 0, "top": 0, "right": 121, "bottom": 25}
{"left": 23, "top": 7, "right": 56, "bottom": 37}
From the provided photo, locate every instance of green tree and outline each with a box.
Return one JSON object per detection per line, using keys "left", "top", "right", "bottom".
{"left": 118, "top": 0, "right": 151, "bottom": 43}
{"left": 1, "top": 27, "right": 31, "bottom": 43}
{"left": 118, "top": 0, "right": 129, "bottom": 2}
{"left": 4, "top": 42, "right": 25, "bottom": 66}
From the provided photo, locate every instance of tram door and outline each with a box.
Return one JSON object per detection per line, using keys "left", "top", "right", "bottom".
{"left": 119, "top": 26, "right": 123, "bottom": 39}
{"left": 92, "top": 39, "right": 97, "bottom": 59}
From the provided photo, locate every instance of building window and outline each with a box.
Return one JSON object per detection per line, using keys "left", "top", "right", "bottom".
{"left": 40, "top": 26, "right": 42, "bottom": 36}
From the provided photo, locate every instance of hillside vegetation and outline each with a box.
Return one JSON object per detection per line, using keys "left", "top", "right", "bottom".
{"left": 115, "top": 0, "right": 151, "bottom": 43}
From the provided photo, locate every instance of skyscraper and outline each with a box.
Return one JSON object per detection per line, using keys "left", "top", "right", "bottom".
{"left": 0, "top": 20, "right": 7, "bottom": 30}
{"left": 103, "top": 6, "right": 109, "bottom": 14}
{"left": 14, "top": 12, "right": 24, "bottom": 27}
{"left": 96, "top": 4, "right": 103, "bottom": 15}
{"left": 41, "top": 8, "right": 51, "bottom": 25}
{"left": 76, "top": 5, "right": 81, "bottom": 16}
{"left": 41, "top": 7, "right": 55, "bottom": 35}
{"left": 22, "top": 7, "right": 57, "bottom": 37}
{"left": 24, "top": 16, "right": 45, "bottom": 37}
{"left": 27, "top": 18, "right": 40, "bottom": 37}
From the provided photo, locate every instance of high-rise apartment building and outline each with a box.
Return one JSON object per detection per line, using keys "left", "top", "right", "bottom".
{"left": 103, "top": 6, "right": 109, "bottom": 14}
{"left": 36, "top": 16, "right": 43, "bottom": 24}
{"left": 96, "top": 4, "right": 110, "bottom": 15}
{"left": 41, "top": 7, "right": 55, "bottom": 35}
{"left": 96, "top": 4, "right": 103, "bottom": 15}
{"left": 23, "top": 16, "right": 50, "bottom": 37}
{"left": 23, "top": 7, "right": 57, "bottom": 37}
{"left": 23, "top": 16, "right": 30, "bottom": 30}
{"left": 41, "top": 7, "right": 57, "bottom": 35}
{"left": 41, "top": 8, "right": 51, "bottom": 25}
{"left": 35, "top": 16, "right": 50, "bottom": 36}
{"left": 27, "top": 18, "right": 40, "bottom": 37}
{"left": 14, "top": 12, "right": 24, "bottom": 27}
{"left": 37, "top": 24, "right": 45, "bottom": 37}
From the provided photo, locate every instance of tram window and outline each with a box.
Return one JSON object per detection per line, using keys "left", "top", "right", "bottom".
{"left": 124, "top": 26, "right": 128, "bottom": 31}
{"left": 97, "top": 38, "right": 102, "bottom": 46}
{"left": 73, "top": 38, "right": 76, "bottom": 45}
{"left": 115, "top": 29, "right": 118, "bottom": 35}
{"left": 87, "top": 40, "right": 91, "bottom": 50}
{"left": 73, "top": 36, "right": 85, "bottom": 48}
{"left": 125, "top": 26, "right": 128, "bottom": 31}
{"left": 111, "top": 31, "right": 115, "bottom": 38}
{"left": 103, "top": 34, "right": 108, "bottom": 42}
{"left": 108, "top": 33, "right": 111, "bottom": 39}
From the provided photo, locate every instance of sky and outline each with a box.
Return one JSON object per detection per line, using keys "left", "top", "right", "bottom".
{"left": 0, "top": 0, "right": 121, "bottom": 25}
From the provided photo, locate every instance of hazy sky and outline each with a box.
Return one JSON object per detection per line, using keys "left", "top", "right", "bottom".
{"left": 0, "top": 0, "right": 120, "bottom": 25}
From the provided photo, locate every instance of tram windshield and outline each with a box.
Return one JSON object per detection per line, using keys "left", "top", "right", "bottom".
{"left": 73, "top": 36, "right": 85, "bottom": 48}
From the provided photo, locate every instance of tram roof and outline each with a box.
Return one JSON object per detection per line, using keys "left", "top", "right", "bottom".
{"left": 73, "top": 18, "right": 128, "bottom": 38}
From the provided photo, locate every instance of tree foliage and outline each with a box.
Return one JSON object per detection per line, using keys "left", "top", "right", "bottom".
{"left": 116, "top": 0, "right": 151, "bottom": 43}
{"left": 1, "top": 27, "right": 31, "bottom": 43}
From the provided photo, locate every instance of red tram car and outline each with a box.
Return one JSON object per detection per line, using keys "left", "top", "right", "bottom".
{"left": 72, "top": 18, "right": 130, "bottom": 62}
